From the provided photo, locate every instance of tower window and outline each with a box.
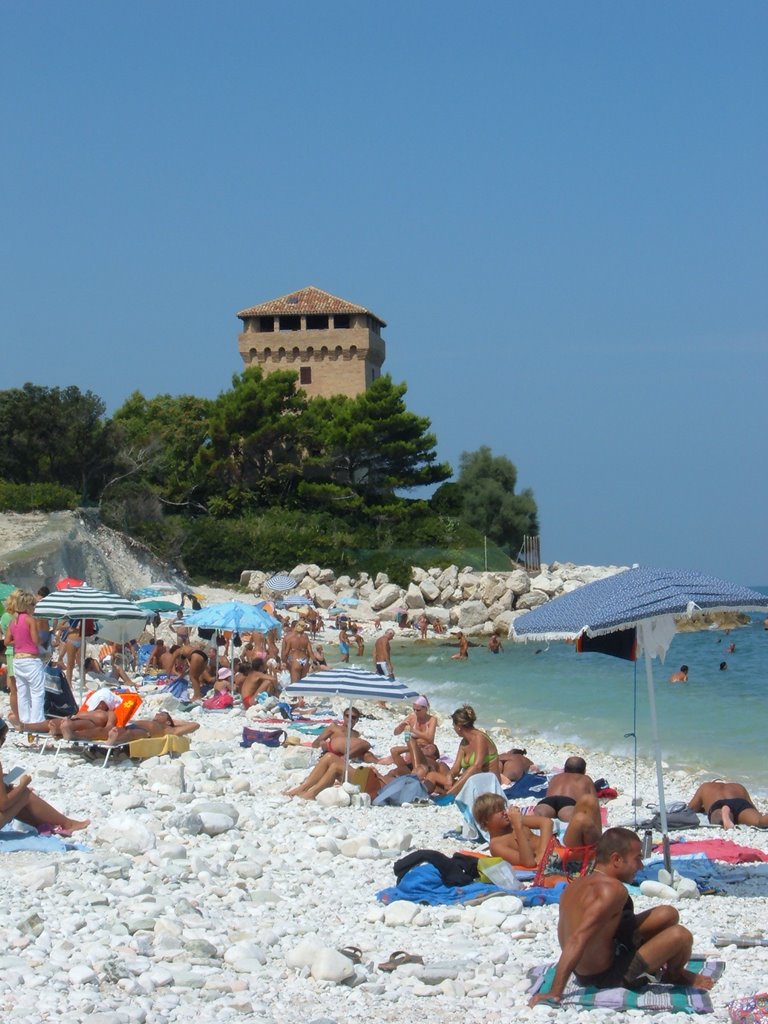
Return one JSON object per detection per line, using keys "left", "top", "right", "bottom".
{"left": 334, "top": 314, "right": 350, "bottom": 329}
{"left": 279, "top": 315, "right": 301, "bottom": 331}
{"left": 258, "top": 317, "right": 275, "bottom": 332}
{"left": 306, "top": 315, "right": 329, "bottom": 330}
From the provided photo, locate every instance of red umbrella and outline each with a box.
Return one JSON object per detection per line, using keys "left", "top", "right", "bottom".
{"left": 56, "top": 577, "right": 85, "bottom": 590}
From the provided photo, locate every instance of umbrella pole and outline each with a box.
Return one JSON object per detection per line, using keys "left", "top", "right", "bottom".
{"left": 78, "top": 619, "right": 86, "bottom": 704}
{"left": 639, "top": 622, "right": 671, "bottom": 872}
{"left": 344, "top": 698, "right": 353, "bottom": 784}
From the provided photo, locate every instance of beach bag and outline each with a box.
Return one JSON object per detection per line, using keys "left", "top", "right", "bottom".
{"left": 478, "top": 856, "right": 518, "bottom": 889}
{"left": 43, "top": 665, "right": 77, "bottom": 718}
{"left": 642, "top": 801, "right": 700, "bottom": 830}
{"left": 347, "top": 765, "right": 385, "bottom": 800}
{"left": 372, "top": 774, "right": 430, "bottom": 807}
{"left": 198, "top": 627, "right": 215, "bottom": 641}
{"left": 728, "top": 994, "right": 768, "bottom": 1024}
{"left": 203, "top": 691, "right": 234, "bottom": 710}
{"left": 240, "top": 726, "right": 286, "bottom": 748}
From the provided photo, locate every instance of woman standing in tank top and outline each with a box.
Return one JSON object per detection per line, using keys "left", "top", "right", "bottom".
{"left": 4, "top": 591, "right": 46, "bottom": 725}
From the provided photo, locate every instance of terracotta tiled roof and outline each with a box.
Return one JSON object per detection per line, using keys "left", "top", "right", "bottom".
{"left": 237, "top": 286, "right": 386, "bottom": 326}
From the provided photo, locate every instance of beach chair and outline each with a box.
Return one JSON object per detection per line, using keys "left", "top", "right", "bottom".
{"left": 43, "top": 689, "right": 144, "bottom": 767}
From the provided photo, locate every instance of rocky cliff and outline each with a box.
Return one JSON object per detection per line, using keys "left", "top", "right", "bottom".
{"left": 0, "top": 511, "right": 185, "bottom": 594}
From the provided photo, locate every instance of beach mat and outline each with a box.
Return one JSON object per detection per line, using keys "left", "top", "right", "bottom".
{"left": 127, "top": 734, "right": 191, "bottom": 759}
{"left": 527, "top": 956, "right": 724, "bottom": 1013}
{"left": 0, "top": 827, "right": 87, "bottom": 853}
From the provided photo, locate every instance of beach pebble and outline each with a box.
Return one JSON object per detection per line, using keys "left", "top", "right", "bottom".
{"left": 69, "top": 964, "right": 98, "bottom": 985}
{"left": 198, "top": 812, "right": 236, "bottom": 836}
{"left": 384, "top": 901, "right": 419, "bottom": 926}
{"left": 316, "top": 787, "right": 350, "bottom": 808}
{"left": 310, "top": 949, "right": 355, "bottom": 983}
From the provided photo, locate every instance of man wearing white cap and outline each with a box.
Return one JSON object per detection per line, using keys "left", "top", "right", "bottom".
{"left": 58, "top": 688, "right": 123, "bottom": 741}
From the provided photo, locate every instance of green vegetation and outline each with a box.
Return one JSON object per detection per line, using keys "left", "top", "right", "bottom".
{"left": 0, "top": 374, "right": 538, "bottom": 581}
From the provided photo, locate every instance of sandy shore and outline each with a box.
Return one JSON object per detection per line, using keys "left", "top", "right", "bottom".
{"left": 1, "top": 660, "right": 767, "bottom": 1024}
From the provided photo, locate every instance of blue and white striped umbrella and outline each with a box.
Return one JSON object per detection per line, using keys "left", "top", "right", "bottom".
{"left": 284, "top": 666, "right": 419, "bottom": 703}
{"left": 511, "top": 566, "right": 768, "bottom": 860}
{"left": 266, "top": 573, "right": 298, "bottom": 593}
{"left": 284, "top": 668, "right": 419, "bottom": 782}
{"left": 511, "top": 566, "right": 768, "bottom": 649}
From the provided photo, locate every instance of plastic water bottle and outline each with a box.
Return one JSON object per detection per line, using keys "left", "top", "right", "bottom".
{"left": 642, "top": 830, "right": 653, "bottom": 859}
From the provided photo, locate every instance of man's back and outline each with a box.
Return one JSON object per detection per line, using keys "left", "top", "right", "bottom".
{"left": 547, "top": 771, "right": 596, "bottom": 800}
{"left": 558, "top": 872, "right": 630, "bottom": 976}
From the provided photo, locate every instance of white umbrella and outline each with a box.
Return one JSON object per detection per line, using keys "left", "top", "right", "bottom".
{"left": 35, "top": 586, "right": 146, "bottom": 700}
{"left": 284, "top": 667, "right": 419, "bottom": 780}
{"left": 265, "top": 573, "right": 298, "bottom": 593}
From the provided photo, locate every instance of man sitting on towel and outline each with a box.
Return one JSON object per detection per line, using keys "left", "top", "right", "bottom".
{"left": 528, "top": 827, "right": 714, "bottom": 1007}
{"left": 104, "top": 712, "right": 200, "bottom": 747}
{"left": 534, "top": 756, "right": 597, "bottom": 822}
{"left": 687, "top": 780, "right": 768, "bottom": 829}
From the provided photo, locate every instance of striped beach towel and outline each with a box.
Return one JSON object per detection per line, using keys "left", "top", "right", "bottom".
{"left": 527, "top": 956, "right": 724, "bottom": 1013}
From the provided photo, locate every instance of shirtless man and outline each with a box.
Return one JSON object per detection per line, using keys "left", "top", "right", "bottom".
{"left": 488, "top": 634, "right": 503, "bottom": 654}
{"left": 147, "top": 640, "right": 167, "bottom": 670}
{"left": 535, "top": 756, "right": 597, "bottom": 823}
{"left": 669, "top": 665, "right": 688, "bottom": 683}
{"left": 373, "top": 629, "right": 395, "bottom": 680}
{"left": 105, "top": 711, "right": 200, "bottom": 746}
{"left": 281, "top": 622, "right": 314, "bottom": 682}
{"left": 529, "top": 827, "right": 713, "bottom": 1006}
{"left": 338, "top": 627, "right": 351, "bottom": 663}
{"left": 474, "top": 795, "right": 553, "bottom": 867}
{"left": 687, "top": 780, "right": 768, "bottom": 829}
{"left": 240, "top": 658, "right": 279, "bottom": 707}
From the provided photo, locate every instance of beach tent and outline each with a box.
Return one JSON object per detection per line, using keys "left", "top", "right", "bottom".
{"left": 510, "top": 565, "right": 768, "bottom": 867}
{"left": 284, "top": 667, "right": 419, "bottom": 781}
{"left": 34, "top": 586, "right": 147, "bottom": 700}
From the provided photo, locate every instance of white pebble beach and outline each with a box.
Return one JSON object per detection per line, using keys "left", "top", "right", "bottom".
{"left": 1, "top": 674, "right": 767, "bottom": 1024}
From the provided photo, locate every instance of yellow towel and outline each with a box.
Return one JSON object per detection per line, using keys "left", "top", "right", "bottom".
{"left": 127, "top": 734, "right": 191, "bottom": 759}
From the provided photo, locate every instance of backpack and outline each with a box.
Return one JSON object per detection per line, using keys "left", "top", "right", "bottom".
{"left": 372, "top": 774, "right": 430, "bottom": 807}
{"left": 641, "top": 801, "right": 700, "bottom": 831}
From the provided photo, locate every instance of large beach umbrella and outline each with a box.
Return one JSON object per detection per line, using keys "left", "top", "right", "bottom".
{"left": 34, "top": 586, "right": 146, "bottom": 700}
{"left": 182, "top": 600, "right": 282, "bottom": 674}
{"left": 136, "top": 596, "right": 182, "bottom": 613}
{"left": 182, "top": 600, "right": 281, "bottom": 634}
{"left": 265, "top": 573, "right": 298, "bottom": 593}
{"left": 510, "top": 566, "right": 768, "bottom": 866}
{"left": 284, "top": 667, "right": 419, "bottom": 781}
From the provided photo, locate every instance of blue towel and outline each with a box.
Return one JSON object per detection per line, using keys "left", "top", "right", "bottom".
{"left": 0, "top": 827, "right": 83, "bottom": 852}
{"left": 504, "top": 773, "right": 549, "bottom": 799}
{"left": 376, "top": 863, "right": 567, "bottom": 907}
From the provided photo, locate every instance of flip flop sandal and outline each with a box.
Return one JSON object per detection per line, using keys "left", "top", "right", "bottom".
{"left": 338, "top": 946, "right": 363, "bottom": 964}
{"left": 378, "top": 951, "right": 424, "bottom": 972}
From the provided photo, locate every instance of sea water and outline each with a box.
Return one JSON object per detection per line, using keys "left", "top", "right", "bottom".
{"left": 388, "top": 604, "right": 768, "bottom": 798}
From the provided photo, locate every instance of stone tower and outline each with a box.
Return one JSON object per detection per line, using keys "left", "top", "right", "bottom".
{"left": 237, "top": 286, "right": 386, "bottom": 399}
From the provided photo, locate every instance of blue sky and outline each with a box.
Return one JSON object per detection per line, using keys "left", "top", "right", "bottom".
{"left": 2, "top": 2, "right": 766, "bottom": 583}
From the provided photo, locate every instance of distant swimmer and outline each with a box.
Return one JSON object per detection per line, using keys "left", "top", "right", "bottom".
{"left": 687, "top": 781, "right": 768, "bottom": 829}
{"left": 726, "top": 642, "right": 736, "bottom": 654}
{"left": 719, "top": 661, "right": 728, "bottom": 671}
{"left": 669, "top": 665, "right": 688, "bottom": 683}
{"left": 488, "top": 634, "right": 503, "bottom": 654}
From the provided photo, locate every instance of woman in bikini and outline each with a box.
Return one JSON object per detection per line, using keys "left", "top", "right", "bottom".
{"left": 419, "top": 704, "right": 500, "bottom": 796}
{"left": 311, "top": 707, "right": 376, "bottom": 761}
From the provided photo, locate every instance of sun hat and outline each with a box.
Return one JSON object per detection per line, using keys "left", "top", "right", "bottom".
{"left": 217, "top": 667, "right": 232, "bottom": 680}
{"left": 413, "top": 695, "right": 429, "bottom": 708}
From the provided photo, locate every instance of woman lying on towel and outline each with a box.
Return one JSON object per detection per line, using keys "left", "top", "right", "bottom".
{"left": 104, "top": 712, "right": 200, "bottom": 747}
{"left": 0, "top": 718, "right": 89, "bottom": 834}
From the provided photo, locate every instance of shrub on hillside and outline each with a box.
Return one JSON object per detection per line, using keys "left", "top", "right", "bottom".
{"left": 0, "top": 481, "right": 79, "bottom": 512}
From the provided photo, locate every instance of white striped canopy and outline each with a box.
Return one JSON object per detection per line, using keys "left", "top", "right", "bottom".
{"left": 284, "top": 667, "right": 419, "bottom": 703}
{"left": 265, "top": 573, "right": 298, "bottom": 593}
{"left": 34, "top": 586, "right": 147, "bottom": 621}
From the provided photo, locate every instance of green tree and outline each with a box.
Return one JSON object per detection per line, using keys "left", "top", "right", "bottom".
{"left": 302, "top": 376, "right": 451, "bottom": 501}
{"left": 434, "top": 446, "right": 538, "bottom": 557}
{"left": 194, "top": 367, "right": 308, "bottom": 515}
{"left": 109, "top": 391, "right": 212, "bottom": 504}
{"left": 0, "top": 383, "right": 115, "bottom": 502}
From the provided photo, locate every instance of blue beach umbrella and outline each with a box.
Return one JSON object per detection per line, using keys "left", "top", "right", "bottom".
{"left": 182, "top": 600, "right": 281, "bottom": 635}
{"left": 284, "top": 667, "right": 419, "bottom": 780}
{"left": 511, "top": 566, "right": 768, "bottom": 863}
